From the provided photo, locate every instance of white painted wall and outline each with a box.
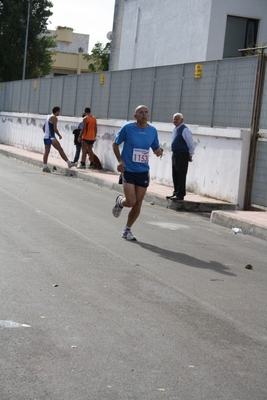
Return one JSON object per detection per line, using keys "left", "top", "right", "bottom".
{"left": 111, "top": 0, "right": 267, "bottom": 70}
{"left": 0, "top": 112, "right": 250, "bottom": 208}
{"left": 116, "top": 0, "right": 212, "bottom": 69}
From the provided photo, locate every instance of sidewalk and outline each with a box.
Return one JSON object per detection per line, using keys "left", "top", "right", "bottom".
{"left": 1, "top": 144, "right": 267, "bottom": 241}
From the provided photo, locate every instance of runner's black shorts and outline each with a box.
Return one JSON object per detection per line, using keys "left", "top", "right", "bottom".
{"left": 121, "top": 171, "right": 150, "bottom": 188}
{"left": 82, "top": 139, "right": 95, "bottom": 145}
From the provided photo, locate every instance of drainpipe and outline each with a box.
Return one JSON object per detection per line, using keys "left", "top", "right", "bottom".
{"left": 132, "top": 6, "right": 141, "bottom": 68}
{"left": 109, "top": 0, "right": 125, "bottom": 71}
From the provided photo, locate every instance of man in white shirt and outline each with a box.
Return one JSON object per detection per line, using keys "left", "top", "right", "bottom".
{"left": 168, "top": 113, "right": 194, "bottom": 200}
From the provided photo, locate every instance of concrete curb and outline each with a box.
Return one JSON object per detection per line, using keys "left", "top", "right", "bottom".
{"left": 0, "top": 149, "right": 43, "bottom": 168}
{"left": 167, "top": 199, "right": 237, "bottom": 212}
{"left": 0, "top": 147, "right": 237, "bottom": 213}
{"left": 211, "top": 211, "right": 267, "bottom": 242}
{"left": 2, "top": 146, "right": 267, "bottom": 241}
{"left": 0, "top": 147, "right": 124, "bottom": 191}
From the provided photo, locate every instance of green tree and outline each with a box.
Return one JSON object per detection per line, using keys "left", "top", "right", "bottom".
{"left": 0, "top": 0, "right": 56, "bottom": 82}
{"left": 84, "top": 42, "right": 111, "bottom": 72}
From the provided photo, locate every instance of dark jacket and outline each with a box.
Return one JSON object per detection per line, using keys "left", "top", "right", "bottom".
{"left": 72, "top": 128, "right": 81, "bottom": 145}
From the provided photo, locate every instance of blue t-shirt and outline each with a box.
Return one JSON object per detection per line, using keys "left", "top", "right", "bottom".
{"left": 114, "top": 122, "right": 160, "bottom": 172}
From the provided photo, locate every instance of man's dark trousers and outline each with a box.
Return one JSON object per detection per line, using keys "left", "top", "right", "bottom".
{"left": 172, "top": 151, "right": 189, "bottom": 198}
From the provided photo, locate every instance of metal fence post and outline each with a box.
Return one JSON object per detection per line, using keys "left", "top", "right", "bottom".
{"left": 107, "top": 71, "right": 113, "bottom": 119}
{"left": 210, "top": 60, "right": 219, "bottom": 127}
{"left": 127, "top": 69, "right": 133, "bottom": 121}
{"left": 74, "top": 75, "right": 79, "bottom": 116}
{"left": 150, "top": 67, "right": 157, "bottom": 122}
{"left": 90, "top": 73, "right": 95, "bottom": 108}
{"left": 244, "top": 54, "right": 267, "bottom": 210}
{"left": 178, "top": 64, "right": 185, "bottom": 112}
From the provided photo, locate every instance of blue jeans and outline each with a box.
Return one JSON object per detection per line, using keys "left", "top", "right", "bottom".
{"left": 73, "top": 143, "right": 82, "bottom": 163}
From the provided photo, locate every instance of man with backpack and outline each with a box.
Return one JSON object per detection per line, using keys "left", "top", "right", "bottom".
{"left": 72, "top": 113, "right": 85, "bottom": 164}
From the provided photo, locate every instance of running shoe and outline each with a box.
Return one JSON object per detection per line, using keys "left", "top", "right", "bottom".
{"left": 122, "top": 230, "right": 137, "bottom": 241}
{"left": 77, "top": 164, "right": 86, "bottom": 169}
{"left": 112, "top": 195, "right": 123, "bottom": 218}
{"left": 68, "top": 162, "right": 77, "bottom": 168}
{"left": 42, "top": 167, "right": 51, "bottom": 173}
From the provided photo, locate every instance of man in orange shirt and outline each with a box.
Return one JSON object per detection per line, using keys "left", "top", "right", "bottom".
{"left": 77, "top": 107, "right": 97, "bottom": 169}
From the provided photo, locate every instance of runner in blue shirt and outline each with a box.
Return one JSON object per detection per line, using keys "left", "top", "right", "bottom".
{"left": 112, "top": 105, "right": 163, "bottom": 240}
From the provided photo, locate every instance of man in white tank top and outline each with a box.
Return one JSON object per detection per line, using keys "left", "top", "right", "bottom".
{"left": 42, "top": 106, "right": 76, "bottom": 172}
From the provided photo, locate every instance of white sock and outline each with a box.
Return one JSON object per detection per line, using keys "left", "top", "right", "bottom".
{"left": 43, "top": 164, "right": 48, "bottom": 168}
{"left": 117, "top": 197, "right": 123, "bottom": 208}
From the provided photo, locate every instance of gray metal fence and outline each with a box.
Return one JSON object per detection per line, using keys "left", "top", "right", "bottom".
{"left": 0, "top": 56, "right": 261, "bottom": 128}
{"left": 251, "top": 139, "right": 267, "bottom": 207}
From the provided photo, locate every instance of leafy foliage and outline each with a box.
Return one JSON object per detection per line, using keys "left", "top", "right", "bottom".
{"left": 83, "top": 42, "right": 111, "bottom": 72}
{"left": 0, "top": 0, "right": 56, "bottom": 82}
{"left": 56, "top": 26, "right": 73, "bottom": 30}
{"left": 244, "top": 43, "right": 267, "bottom": 56}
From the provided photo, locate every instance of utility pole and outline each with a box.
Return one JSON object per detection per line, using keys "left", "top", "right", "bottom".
{"left": 22, "top": 0, "right": 31, "bottom": 80}
{"left": 240, "top": 46, "right": 267, "bottom": 210}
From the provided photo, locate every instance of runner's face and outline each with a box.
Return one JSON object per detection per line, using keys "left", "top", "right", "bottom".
{"left": 134, "top": 107, "right": 149, "bottom": 123}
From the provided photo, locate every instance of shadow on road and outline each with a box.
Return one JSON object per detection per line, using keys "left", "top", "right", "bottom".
{"left": 133, "top": 241, "right": 236, "bottom": 276}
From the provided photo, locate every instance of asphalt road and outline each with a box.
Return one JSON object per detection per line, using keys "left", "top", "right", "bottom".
{"left": 0, "top": 155, "right": 267, "bottom": 400}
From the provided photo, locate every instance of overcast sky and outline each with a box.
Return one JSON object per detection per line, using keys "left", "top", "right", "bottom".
{"left": 48, "top": 0, "right": 116, "bottom": 52}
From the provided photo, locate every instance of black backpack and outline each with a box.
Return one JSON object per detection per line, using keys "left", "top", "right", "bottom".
{"left": 72, "top": 128, "right": 81, "bottom": 145}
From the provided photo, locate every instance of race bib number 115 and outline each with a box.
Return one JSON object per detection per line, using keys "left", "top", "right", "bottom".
{"left": 132, "top": 148, "right": 149, "bottom": 163}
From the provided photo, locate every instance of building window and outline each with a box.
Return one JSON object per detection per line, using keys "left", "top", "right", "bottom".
{"left": 223, "top": 16, "right": 259, "bottom": 58}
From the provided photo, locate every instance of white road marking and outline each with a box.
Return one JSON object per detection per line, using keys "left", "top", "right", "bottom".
{"left": 0, "top": 320, "right": 31, "bottom": 328}
{"left": 148, "top": 221, "right": 189, "bottom": 230}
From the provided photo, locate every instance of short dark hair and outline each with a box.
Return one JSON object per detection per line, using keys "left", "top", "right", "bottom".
{"left": 84, "top": 107, "right": 91, "bottom": 113}
{"left": 52, "top": 106, "right": 60, "bottom": 113}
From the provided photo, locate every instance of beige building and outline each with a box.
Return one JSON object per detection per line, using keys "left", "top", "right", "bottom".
{"left": 48, "top": 27, "right": 90, "bottom": 76}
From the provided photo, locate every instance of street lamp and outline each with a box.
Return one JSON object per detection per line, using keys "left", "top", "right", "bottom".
{"left": 22, "top": 0, "right": 31, "bottom": 80}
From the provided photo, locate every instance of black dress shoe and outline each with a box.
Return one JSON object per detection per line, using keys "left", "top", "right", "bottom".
{"left": 166, "top": 194, "right": 184, "bottom": 200}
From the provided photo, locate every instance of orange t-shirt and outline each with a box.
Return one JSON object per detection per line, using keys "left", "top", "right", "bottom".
{"left": 82, "top": 115, "right": 97, "bottom": 141}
